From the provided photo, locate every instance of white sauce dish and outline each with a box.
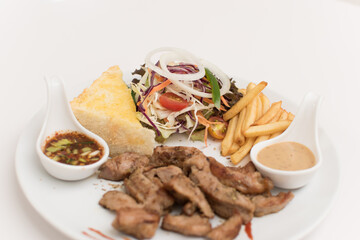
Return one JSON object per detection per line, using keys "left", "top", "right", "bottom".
{"left": 250, "top": 92, "right": 323, "bottom": 189}
{"left": 36, "top": 76, "right": 109, "bottom": 181}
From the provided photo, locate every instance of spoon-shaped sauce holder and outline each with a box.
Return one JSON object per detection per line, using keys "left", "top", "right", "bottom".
{"left": 36, "top": 76, "right": 109, "bottom": 181}
{"left": 250, "top": 92, "right": 323, "bottom": 189}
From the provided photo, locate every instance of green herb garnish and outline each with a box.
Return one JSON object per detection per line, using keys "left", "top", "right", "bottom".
{"left": 205, "top": 68, "right": 221, "bottom": 110}
{"left": 51, "top": 138, "right": 73, "bottom": 147}
{"left": 82, "top": 147, "right": 92, "bottom": 152}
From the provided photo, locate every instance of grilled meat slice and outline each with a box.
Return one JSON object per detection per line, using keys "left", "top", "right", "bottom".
{"left": 99, "top": 190, "right": 141, "bottom": 211}
{"left": 144, "top": 165, "right": 183, "bottom": 184}
{"left": 190, "top": 166, "right": 255, "bottom": 224}
{"left": 161, "top": 214, "right": 211, "bottom": 237}
{"left": 112, "top": 207, "right": 160, "bottom": 240}
{"left": 209, "top": 158, "right": 274, "bottom": 194}
{"left": 182, "top": 202, "right": 197, "bottom": 216}
{"left": 164, "top": 174, "right": 214, "bottom": 218}
{"left": 144, "top": 165, "right": 214, "bottom": 218}
{"left": 124, "top": 170, "right": 174, "bottom": 215}
{"left": 144, "top": 166, "right": 186, "bottom": 202}
{"left": 207, "top": 214, "right": 243, "bottom": 240}
{"left": 252, "top": 192, "right": 294, "bottom": 217}
{"left": 98, "top": 152, "right": 149, "bottom": 181}
{"left": 182, "top": 151, "right": 211, "bottom": 174}
{"left": 149, "top": 146, "right": 204, "bottom": 169}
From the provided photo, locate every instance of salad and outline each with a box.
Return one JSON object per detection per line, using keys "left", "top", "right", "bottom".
{"left": 131, "top": 47, "right": 242, "bottom": 144}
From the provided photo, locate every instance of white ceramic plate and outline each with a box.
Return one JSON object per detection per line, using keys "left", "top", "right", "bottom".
{"left": 15, "top": 78, "right": 340, "bottom": 240}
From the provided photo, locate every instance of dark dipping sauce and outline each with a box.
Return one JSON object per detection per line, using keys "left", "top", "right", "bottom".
{"left": 44, "top": 131, "right": 104, "bottom": 166}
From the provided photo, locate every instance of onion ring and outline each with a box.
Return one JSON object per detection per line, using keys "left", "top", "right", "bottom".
{"left": 145, "top": 47, "right": 231, "bottom": 98}
{"left": 145, "top": 47, "right": 205, "bottom": 81}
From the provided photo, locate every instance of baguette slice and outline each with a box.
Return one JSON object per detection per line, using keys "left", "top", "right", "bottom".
{"left": 70, "top": 65, "right": 155, "bottom": 156}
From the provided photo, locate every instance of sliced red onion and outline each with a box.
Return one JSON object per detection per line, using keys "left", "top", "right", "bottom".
{"left": 145, "top": 47, "right": 205, "bottom": 81}
{"left": 145, "top": 47, "right": 231, "bottom": 98}
{"left": 138, "top": 104, "right": 161, "bottom": 136}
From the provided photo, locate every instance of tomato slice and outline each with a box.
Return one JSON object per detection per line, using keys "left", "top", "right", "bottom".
{"left": 208, "top": 116, "right": 228, "bottom": 140}
{"left": 159, "top": 92, "right": 189, "bottom": 111}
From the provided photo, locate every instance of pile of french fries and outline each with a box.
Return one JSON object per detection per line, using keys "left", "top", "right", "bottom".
{"left": 221, "top": 81, "right": 295, "bottom": 165}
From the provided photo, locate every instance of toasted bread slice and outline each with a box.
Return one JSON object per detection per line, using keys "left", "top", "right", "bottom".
{"left": 70, "top": 65, "right": 155, "bottom": 156}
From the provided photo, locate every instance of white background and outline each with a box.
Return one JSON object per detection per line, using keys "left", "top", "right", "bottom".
{"left": 1, "top": 0, "right": 359, "bottom": 239}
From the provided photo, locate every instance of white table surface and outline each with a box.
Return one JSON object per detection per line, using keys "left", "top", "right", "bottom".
{"left": 1, "top": 0, "right": 359, "bottom": 239}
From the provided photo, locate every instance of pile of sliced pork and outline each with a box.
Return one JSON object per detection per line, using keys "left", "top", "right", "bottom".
{"left": 98, "top": 146, "right": 294, "bottom": 240}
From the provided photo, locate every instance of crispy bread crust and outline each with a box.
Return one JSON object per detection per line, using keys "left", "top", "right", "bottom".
{"left": 71, "top": 66, "right": 155, "bottom": 156}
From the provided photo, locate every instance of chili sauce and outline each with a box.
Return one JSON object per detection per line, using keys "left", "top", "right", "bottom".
{"left": 44, "top": 131, "right": 104, "bottom": 166}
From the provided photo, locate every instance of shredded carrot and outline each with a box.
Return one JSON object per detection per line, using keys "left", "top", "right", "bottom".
{"left": 202, "top": 98, "right": 215, "bottom": 105}
{"left": 143, "top": 99, "right": 150, "bottom": 115}
{"left": 221, "top": 95, "right": 230, "bottom": 107}
{"left": 137, "top": 98, "right": 150, "bottom": 115}
{"left": 197, "top": 117, "right": 210, "bottom": 146}
{"left": 154, "top": 73, "right": 166, "bottom": 82}
{"left": 195, "top": 97, "right": 226, "bottom": 111}
{"left": 196, "top": 112, "right": 222, "bottom": 146}
{"left": 137, "top": 79, "right": 172, "bottom": 115}
{"left": 148, "top": 79, "right": 172, "bottom": 96}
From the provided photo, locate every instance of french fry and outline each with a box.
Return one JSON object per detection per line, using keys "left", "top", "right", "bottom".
{"left": 223, "top": 81, "right": 268, "bottom": 121}
{"left": 241, "top": 83, "right": 259, "bottom": 132}
{"left": 238, "top": 89, "right": 246, "bottom": 95}
{"left": 244, "top": 120, "right": 292, "bottom": 138}
{"left": 247, "top": 82, "right": 256, "bottom": 90}
{"left": 242, "top": 98, "right": 258, "bottom": 133}
{"left": 228, "top": 142, "right": 240, "bottom": 155}
{"left": 231, "top": 137, "right": 256, "bottom": 165}
{"left": 288, "top": 112, "right": 295, "bottom": 121}
{"left": 272, "top": 108, "right": 284, "bottom": 122}
{"left": 260, "top": 93, "right": 270, "bottom": 114}
{"left": 253, "top": 101, "right": 282, "bottom": 125}
{"left": 254, "top": 135, "right": 270, "bottom": 145}
{"left": 224, "top": 80, "right": 294, "bottom": 166}
{"left": 255, "top": 96, "right": 262, "bottom": 120}
{"left": 269, "top": 111, "right": 290, "bottom": 139}
{"left": 234, "top": 107, "right": 247, "bottom": 145}
{"left": 254, "top": 108, "right": 284, "bottom": 144}
{"left": 221, "top": 114, "right": 239, "bottom": 156}
{"left": 279, "top": 110, "right": 289, "bottom": 121}
{"left": 269, "top": 131, "right": 282, "bottom": 139}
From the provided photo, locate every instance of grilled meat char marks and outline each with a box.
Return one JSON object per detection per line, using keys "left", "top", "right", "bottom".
{"left": 189, "top": 164, "right": 255, "bottom": 224}
{"left": 161, "top": 214, "right": 212, "bottom": 237}
{"left": 144, "top": 165, "right": 183, "bottom": 186}
{"left": 145, "top": 165, "right": 214, "bottom": 218}
{"left": 124, "top": 169, "right": 174, "bottom": 216}
{"left": 149, "top": 146, "right": 204, "bottom": 169}
{"left": 209, "top": 158, "right": 274, "bottom": 194}
{"left": 165, "top": 173, "right": 214, "bottom": 218}
{"left": 144, "top": 166, "right": 187, "bottom": 203}
{"left": 98, "top": 152, "right": 149, "bottom": 181}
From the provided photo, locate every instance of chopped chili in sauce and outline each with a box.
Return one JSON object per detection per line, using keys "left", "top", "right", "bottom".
{"left": 44, "top": 131, "right": 104, "bottom": 166}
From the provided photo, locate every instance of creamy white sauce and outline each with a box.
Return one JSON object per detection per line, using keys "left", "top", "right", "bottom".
{"left": 257, "top": 142, "right": 316, "bottom": 171}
